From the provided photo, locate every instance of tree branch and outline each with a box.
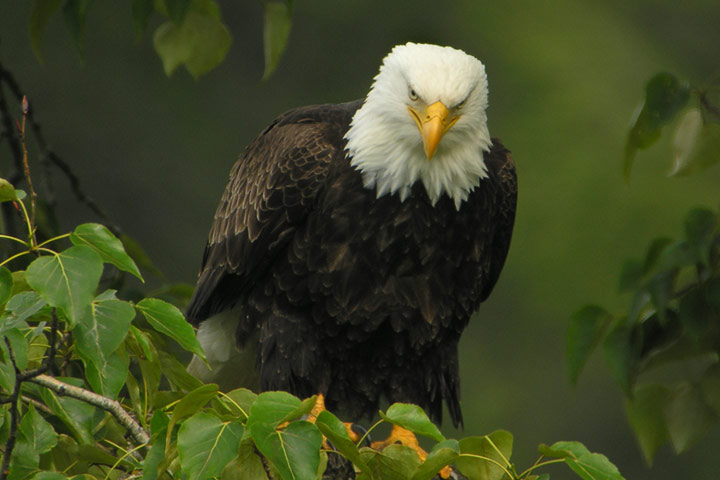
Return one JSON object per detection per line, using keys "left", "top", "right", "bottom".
{"left": 29, "top": 374, "right": 150, "bottom": 445}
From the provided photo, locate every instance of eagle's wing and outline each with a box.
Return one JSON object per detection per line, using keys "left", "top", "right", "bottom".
{"left": 480, "top": 141, "right": 517, "bottom": 301}
{"left": 186, "top": 106, "right": 350, "bottom": 324}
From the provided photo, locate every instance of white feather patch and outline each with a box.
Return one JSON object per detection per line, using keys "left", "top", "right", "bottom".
{"left": 345, "top": 43, "right": 492, "bottom": 209}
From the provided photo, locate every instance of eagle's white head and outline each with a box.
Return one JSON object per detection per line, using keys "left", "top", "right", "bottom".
{"left": 345, "top": 42, "right": 492, "bottom": 209}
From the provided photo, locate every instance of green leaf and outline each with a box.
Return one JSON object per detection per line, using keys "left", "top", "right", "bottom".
{"left": 70, "top": 223, "right": 144, "bottom": 280}
{"left": 11, "top": 404, "right": 58, "bottom": 479}
{"left": 177, "top": 412, "right": 244, "bottom": 480}
{"left": 360, "top": 443, "right": 422, "bottom": 480}
{"left": 456, "top": 431, "right": 513, "bottom": 480}
{"left": 250, "top": 421, "right": 324, "bottom": 480}
{"left": 5, "top": 291, "right": 47, "bottom": 321}
{"left": 247, "top": 391, "right": 303, "bottom": 428}
{"left": 153, "top": 0, "right": 231, "bottom": 79}
{"left": 315, "top": 410, "right": 368, "bottom": 472}
{"left": 624, "top": 73, "right": 690, "bottom": 178}
{"left": 142, "top": 411, "right": 170, "bottom": 480}
{"left": 62, "top": 0, "right": 93, "bottom": 57}
{"left": 25, "top": 246, "right": 103, "bottom": 328}
{"left": 624, "top": 384, "right": 671, "bottom": 464}
{"left": 136, "top": 298, "right": 204, "bottom": 358}
{"left": 221, "top": 388, "right": 258, "bottom": 421}
{"left": 567, "top": 305, "right": 613, "bottom": 386}
{"left": 261, "top": 1, "right": 292, "bottom": 81}
{"left": 411, "top": 439, "right": 459, "bottom": 480}
{"left": 222, "top": 438, "right": 269, "bottom": 479}
{"left": 3, "top": 328, "right": 29, "bottom": 370}
{"left": 602, "top": 323, "right": 640, "bottom": 394}
{"left": 157, "top": 349, "right": 203, "bottom": 391}
{"left": 84, "top": 349, "right": 129, "bottom": 398}
{"left": 29, "top": 0, "right": 63, "bottom": 61}
{"left": 0, "top": 178, "right": 25, "bottom": 203}
{"left": 73, "top": 296, "right": 135, "bottom": 395}
{"left": 168, "top": 383, "right": 220, "bottom": 438}
{"left": 538, "top": 441, "right": 624, "bottom": 480}
{"left": 31, "top": 473, "right": 68, "bottom": 480}
{"left": 381, "top": 403, "right": 445, "bottom": 442}
{"left": 37, "top": 378, "right": 97, "bottom": 445}
{"left": 671, "top": 118, "right": 720, "bottom": 176}
{"left": 0, "top": 266, "right": 13, "bottom": 308}
{"left": 663, "top": 382, "right": 717, "bottom": 453}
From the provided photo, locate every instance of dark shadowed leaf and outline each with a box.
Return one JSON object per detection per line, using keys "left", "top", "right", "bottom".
{"left": 222, "top": 438, "right": 269, "bottom": 480}
{"left": 603, "top": 323, "right": 640, "bottom": 394}
{"left": 683, "top": 207, "right": 717, "bottom": 265}
{"left": 315, "top": 410, "right": 368, "bottom": 472}
{"left": 136, "top": 298, "right": 204, "bottom": 359}
{"left": 29, "top": 0, "right": 63, "bottom": 60}
{"left": 664, "top": 382, "right": 717, "bottom": 453}
{"left": 567, "top": 305, "right": 613, "bottom": 386}
{"left": 71, "top": 223, "right": 143, "bottom": 280}
{"left": 262, "top": 1, "right": 292, "bottom": 81}
{"left": 624, "top": 384, "right": 671, "bottom": 464}
{"left": 157, "top": 349, "right": 203, "bottom": 391}
{"left": 382, "top": 403, "right": 445, "bottom": 442}
{"left": 624, "top": 73, "right": 690, "bottom": 177}
{"left": 62, "top": 0, "right": 93, "bottom": 57}
{"left": 131, "top": 0, "right": 154, "bottom": 38}
{"left": 120, "top": 233, "right": 164, "bottom": 279}
{"left": 25, "top": 245, "right": 103, "bottom": 327}
{"left": 0, "top": 266, "right": 12, "bottom": 307}
{"left": 359, "top": 443, "right": 421, "bottom": 480}
{"left": 167, "top": 0, "right": 192, "bottom": 23}
{"left": 411, "top": 439, "right": 460, "bottom": 480}
{"left": 538, "top": 441, "right": 624, "bottom": 480}
{"left": 701, "top": 363, "right": 720, "bottom": 416}
{"left": 456, "top": 431, "right": 513, "bottom": 480}
{"left": 177, "top": 412, "right": 244, "bottom": 480}
{"left": 142, "top": 411, "right": 170, "bottom": 480}
{"left": 250, "top": 420, "right": 322, "bottom": 480}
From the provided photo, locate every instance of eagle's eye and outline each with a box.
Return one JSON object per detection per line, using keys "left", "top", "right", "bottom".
{"left": 408, "top": 88, "right": 419, "bottom": 101}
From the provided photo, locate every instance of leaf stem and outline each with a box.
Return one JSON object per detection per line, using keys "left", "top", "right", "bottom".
{"left": 518, "top": 458, "right": 566, "bottom": 478}
{"left": 0, "top": 234, "right": 28, "bottom": 246}
{"left": 457, "top": 453, "right": 516, "bottom": 479}
{"left": 356, "top": 418, "right": 384, "bottom": 448}
{"left": 36, "top": 233, "right": 70, "bottom": 248}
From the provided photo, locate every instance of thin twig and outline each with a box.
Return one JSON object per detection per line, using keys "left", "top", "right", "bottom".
{"left": 30, "top": 375, "right": 150, "bottom": 445}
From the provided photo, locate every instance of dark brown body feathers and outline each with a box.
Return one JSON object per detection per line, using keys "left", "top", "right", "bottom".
{"left": 187, "top": 101, "right": 517, "bottom": 427}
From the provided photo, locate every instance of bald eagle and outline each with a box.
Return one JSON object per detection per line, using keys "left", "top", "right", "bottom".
{"left": 186, "top": 43, "right": 517, "bottom": 428}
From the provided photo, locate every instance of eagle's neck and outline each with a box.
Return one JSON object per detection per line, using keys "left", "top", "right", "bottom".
{"left": 344, "top": 102, "right": 491, "bottom": 210}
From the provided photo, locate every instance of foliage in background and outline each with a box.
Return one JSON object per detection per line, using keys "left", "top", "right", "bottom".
{"left": 569, "top": 72, "right": 720, "bottom": 463}
{"left": 28, "top": 0, "right": 293, "bottom": 79}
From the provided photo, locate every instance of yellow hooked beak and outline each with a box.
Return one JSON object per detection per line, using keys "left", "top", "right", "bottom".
{"left": 408, "top": 101, "right": 460, "bottom": 160}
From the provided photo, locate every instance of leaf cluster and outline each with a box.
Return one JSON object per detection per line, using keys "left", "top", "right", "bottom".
{"left": 570, "top": 71, "right": 720, "bottom": 464}
{"left": 0, "top": 175, "right": 628, "bottom": 479}
{"left": 28, "top": 0, "right": 294, "bottom": 79}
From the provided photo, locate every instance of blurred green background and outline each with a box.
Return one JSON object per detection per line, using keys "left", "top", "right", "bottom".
{"left": 2, "top": 1, "right": 720, "bottom": 478}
